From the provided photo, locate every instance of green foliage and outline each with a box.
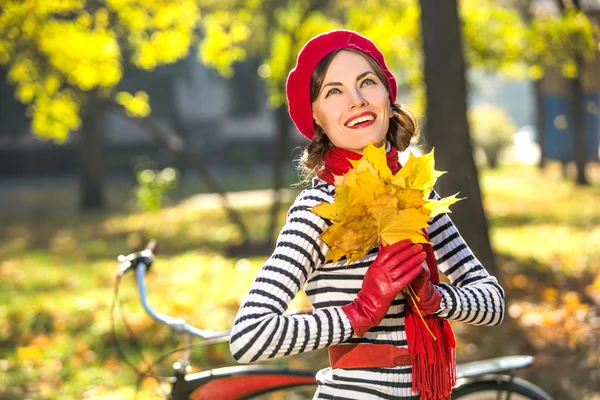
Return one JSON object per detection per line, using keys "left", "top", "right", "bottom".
{"left": 134, "top": 167, "right": 179, "bottom": 212}
{"left": 345, "top": 0, "right": 421, "bottom": 84}
{"left": 198, "top": 0, "right": 531, "bottom": 116}
{"left": 461, "top": 0, "right": 528, "bottom": 76}
{"left": 526, "top": 9, "right": 599, "bottom": 79}
{"left": 273, "top": 12, "right": 342, "bottom": 106}
{"left": 468, "top": 103, "right": 517, "bottom": 167}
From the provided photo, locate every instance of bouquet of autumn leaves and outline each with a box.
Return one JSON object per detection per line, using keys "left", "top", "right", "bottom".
{"left": 312, "top": 143, "right": 461, "bottom": 265}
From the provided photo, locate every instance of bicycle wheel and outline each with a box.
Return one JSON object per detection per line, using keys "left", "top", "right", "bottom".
{"left": 452, "top": 376, "right": 553, "bottom": 400}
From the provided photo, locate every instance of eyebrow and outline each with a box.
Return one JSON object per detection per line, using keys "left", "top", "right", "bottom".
{"left": 321, "top": 71, "right": 375, "bottom": 93}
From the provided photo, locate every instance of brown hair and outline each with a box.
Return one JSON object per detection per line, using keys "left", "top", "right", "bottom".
{"left": 298, "top": 49, "right": 420, "bottom": 180}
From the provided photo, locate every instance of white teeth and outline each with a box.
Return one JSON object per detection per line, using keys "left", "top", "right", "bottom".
{"left": 347, "top": 115, "right": 375, "bottom": 127}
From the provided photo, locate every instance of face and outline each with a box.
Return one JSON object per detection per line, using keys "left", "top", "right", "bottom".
{"left": 312, "top": 50, "right": 392, "bottom": 153}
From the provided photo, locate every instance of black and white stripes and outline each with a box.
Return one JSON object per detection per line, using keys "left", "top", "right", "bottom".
{"left": 230, "top": 178, "right": 505, "bottom": 399}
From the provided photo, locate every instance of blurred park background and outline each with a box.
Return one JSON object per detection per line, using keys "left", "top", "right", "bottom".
{"left": 1, "top": 0, "right": 600, "bottom": 398}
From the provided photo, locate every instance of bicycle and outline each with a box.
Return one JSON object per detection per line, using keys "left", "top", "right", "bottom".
{"left": 111, "top": 240, "right": 554, "bottom": 400}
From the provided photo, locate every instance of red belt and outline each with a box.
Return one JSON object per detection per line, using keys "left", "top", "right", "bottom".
{"left": 328, "top": 344, "right": 411, "bottom": 369}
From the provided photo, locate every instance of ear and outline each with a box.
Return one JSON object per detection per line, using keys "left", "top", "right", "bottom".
{"left": 312, "top": 112, "right": 322, "bottom": 128}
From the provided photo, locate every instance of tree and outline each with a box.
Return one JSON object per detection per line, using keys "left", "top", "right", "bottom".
{"left": 200, "top": 0, "right": 343, "bottom": 246}
{"left": 419, "top": 0, "right": 498, "bottom": 277}
{"left": 469, "top": 104, "right": 518, "bottom": 168}
{"left": 524, "top": 3, "right": 598, "bottom": 183}
{"left": 202, "top": 0, "right": 528, "bottom": 258}
{"left": 1, "top": 0, "right": 555, "bottom": 251}
{"left": 0, "top": 1, "right": 256, "bottom": 245}
{"left": 0, "top": 1, "right": 196, "bottom": 209}
{"left": 555, "top": 1, "right": 594, "bottom": 185}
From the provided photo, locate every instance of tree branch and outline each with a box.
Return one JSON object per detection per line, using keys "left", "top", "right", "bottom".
{"left": 105, "top": 100, "right": 252, "bottom": 244}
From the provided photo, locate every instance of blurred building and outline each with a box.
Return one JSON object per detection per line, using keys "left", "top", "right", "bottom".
{"left": 0, "top": 55, "right": 306, "bottom": 179}
{"left": 538, "top": 59, "right": 600, "bottom": 162}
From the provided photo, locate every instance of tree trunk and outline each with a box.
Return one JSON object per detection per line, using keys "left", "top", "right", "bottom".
{"left": 419, "top": 0, "right": 498, "bottom": 278}
{"left": 267, "top": 105, "right": 290, "bottom": 245}
{"left": 556, "top": 1, "right": 589, "bottom": 185}
{"left": 263, "top": 0, "right": 326, "bottom": 246}
{"left": 485, "top": 149, "right": 499, "bottom": 169}
{"left": 534, "top": 80, "right": 547, "bottom": 170}
{"left": 569, "top": 56, "right": 589, "bottom": 186}
{"left": 562, "top": 161, "right": 569, "bottom": 179}
{"left": 79, "top": 97, "right": 106, "bottom": 210}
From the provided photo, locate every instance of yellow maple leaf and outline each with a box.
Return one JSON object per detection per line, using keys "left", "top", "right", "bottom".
{"left": 378, "top": 208, "right": 432, "bottom": 246}
{"left": 321, "top": 214, "right": 378, "bottom": 264}
{"left": 424, "top": 192, "right": 462, "bottom": 217}
{"left": 349, "top": 167, "right": 387, "bottom": 207}
{"left": 311, "top": 200, "right": 337, "bottom": 221}
{"left": 350, "top": 142, "right": 393, "bottom": 181}
{"left": 312, "top": 143, "right": 461, "bottom": 264}
{"left": 392, "top": 149, "right": 445, "bottom": 192}
{"left": 395, "top": 187, "right": 428, "bottom": 210}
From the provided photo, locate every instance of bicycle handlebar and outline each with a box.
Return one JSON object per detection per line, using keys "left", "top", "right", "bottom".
{"left": 134, "top": 263, "right": 232, "bottom": 340}
{"left": 118, "top": 240, "right": 231, "bottom": 341}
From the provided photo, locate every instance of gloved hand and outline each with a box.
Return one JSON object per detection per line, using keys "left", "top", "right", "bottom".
{"left": 341, "top": 239, "right": 427, "bottom": 337}
{"left": 405, "top": 260, "right": 442, "bottom": 317}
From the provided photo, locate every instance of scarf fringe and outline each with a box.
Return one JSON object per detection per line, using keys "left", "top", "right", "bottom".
{"left": 406, "top": 311, "right": 457, "bottom": 400}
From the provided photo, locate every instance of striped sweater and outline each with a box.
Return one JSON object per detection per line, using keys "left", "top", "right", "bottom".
{"left": 230, "top": 177, "right": 505, "bottom": 399}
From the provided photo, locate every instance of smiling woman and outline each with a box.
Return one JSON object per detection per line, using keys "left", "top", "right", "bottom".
{"left": 310, "top": 51, "right": 392, "bottom": 152}
{"left": 229, "top": 30, "right": 506, "bottom": 400}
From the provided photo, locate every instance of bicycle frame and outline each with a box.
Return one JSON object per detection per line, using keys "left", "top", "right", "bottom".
{"left": 116, "top": 245, "right": 553, "bottom": 400}
{"left": 452, "top": 356, "right": 554, "bottom": 399}
{"left": 134, "top": 262, "right": 317, "bottom": 399}
{"left": 170, "top": 365, "right": 315, "bottom": 399}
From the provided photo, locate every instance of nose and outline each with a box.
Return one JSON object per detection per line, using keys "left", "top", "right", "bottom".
{"left": 348, "top": 89, "right": 368, "bottom": 110}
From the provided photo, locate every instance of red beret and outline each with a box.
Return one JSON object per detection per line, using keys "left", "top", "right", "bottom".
{"left": 286, "top": 30, "right": 397, "bottom": 141}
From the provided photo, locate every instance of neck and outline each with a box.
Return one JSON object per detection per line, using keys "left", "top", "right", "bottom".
{"left": 317, "top": 142, "right": 401, "bottom": 185}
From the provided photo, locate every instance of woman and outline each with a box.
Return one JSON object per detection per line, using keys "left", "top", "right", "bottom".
{"left": 229, "top": 30, "right": 505, "bottom": 400}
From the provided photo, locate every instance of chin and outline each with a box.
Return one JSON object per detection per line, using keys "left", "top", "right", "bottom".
{"left": 364, "top": 135, "right": 387, "bottom": 148}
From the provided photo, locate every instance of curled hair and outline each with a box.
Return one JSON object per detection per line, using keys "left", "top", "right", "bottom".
{"left": 297, "top": 49, "right": 420, "bottom": 182}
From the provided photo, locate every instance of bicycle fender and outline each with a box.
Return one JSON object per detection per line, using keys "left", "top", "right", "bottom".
{"left": 171, "top": 365, "right": 316, "bottom": 400}
{"left": 452, "top": 375, "right": 554, "bottom": 400}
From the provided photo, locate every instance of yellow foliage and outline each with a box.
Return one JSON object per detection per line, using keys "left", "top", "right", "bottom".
{"left": 115, "top": 91, "right": 151, "bottom": 118}
{"left": 31, "top": 90, "right": 81, "bottom": 142}
{"left": 199, "top": 11, "right": 252, "bottom": 78}
{"left": 312, "top": 143, "right": 461, "bottom": 264}
{"left": 263, "top": 2, "right": 341, "bottom": 107}
{"left": 38, "top": 21, "right": 122, "bottom": 90}
{"left": 17, "top": 344, "right": 44, "bottom": 363}
{"left": 0, "top": 0, "right": 200, "bottom": 141}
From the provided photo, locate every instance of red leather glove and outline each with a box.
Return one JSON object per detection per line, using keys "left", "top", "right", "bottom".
{"left": 405, "top": 260, "right": 442, "bottom": 316}
{"left": 341, "top": 239, "right": 427, "bottom": 337}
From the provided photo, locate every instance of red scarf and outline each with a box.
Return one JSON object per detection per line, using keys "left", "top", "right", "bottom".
{"left": 318, "top": 145, "right": 457, "bottom": 400}
{"left": 317, "top": 145, "right": 401, "bottom": 182}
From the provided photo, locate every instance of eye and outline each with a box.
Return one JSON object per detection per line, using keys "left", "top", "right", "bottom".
{"left": 361, "top": 78, "right": 376, "bottom": 87}
{"left": 325, "top": 88, "right": 341, "bottom": 97}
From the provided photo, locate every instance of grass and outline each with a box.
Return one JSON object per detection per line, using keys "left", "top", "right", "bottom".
{"left": 484, "top": 164, "right": 600, "bottom": 275}
{"left": 0, "top": 161, "right": 599, "bottom": 399}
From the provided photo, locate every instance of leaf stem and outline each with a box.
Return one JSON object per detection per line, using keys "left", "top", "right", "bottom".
{"left": 404, "top": 285, "right": 437, "bottom": 340}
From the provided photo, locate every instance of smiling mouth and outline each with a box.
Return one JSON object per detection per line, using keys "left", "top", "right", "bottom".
{"left": 345, "top": 113, "right": 376, "bottom": 129}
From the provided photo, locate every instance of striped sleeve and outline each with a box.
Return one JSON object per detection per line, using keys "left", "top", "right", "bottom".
{"left": 425, "top": 189, "right": 505, "bottom": 326}
{"left": 229, "top": 187, "right": 354, "bottom": 364}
